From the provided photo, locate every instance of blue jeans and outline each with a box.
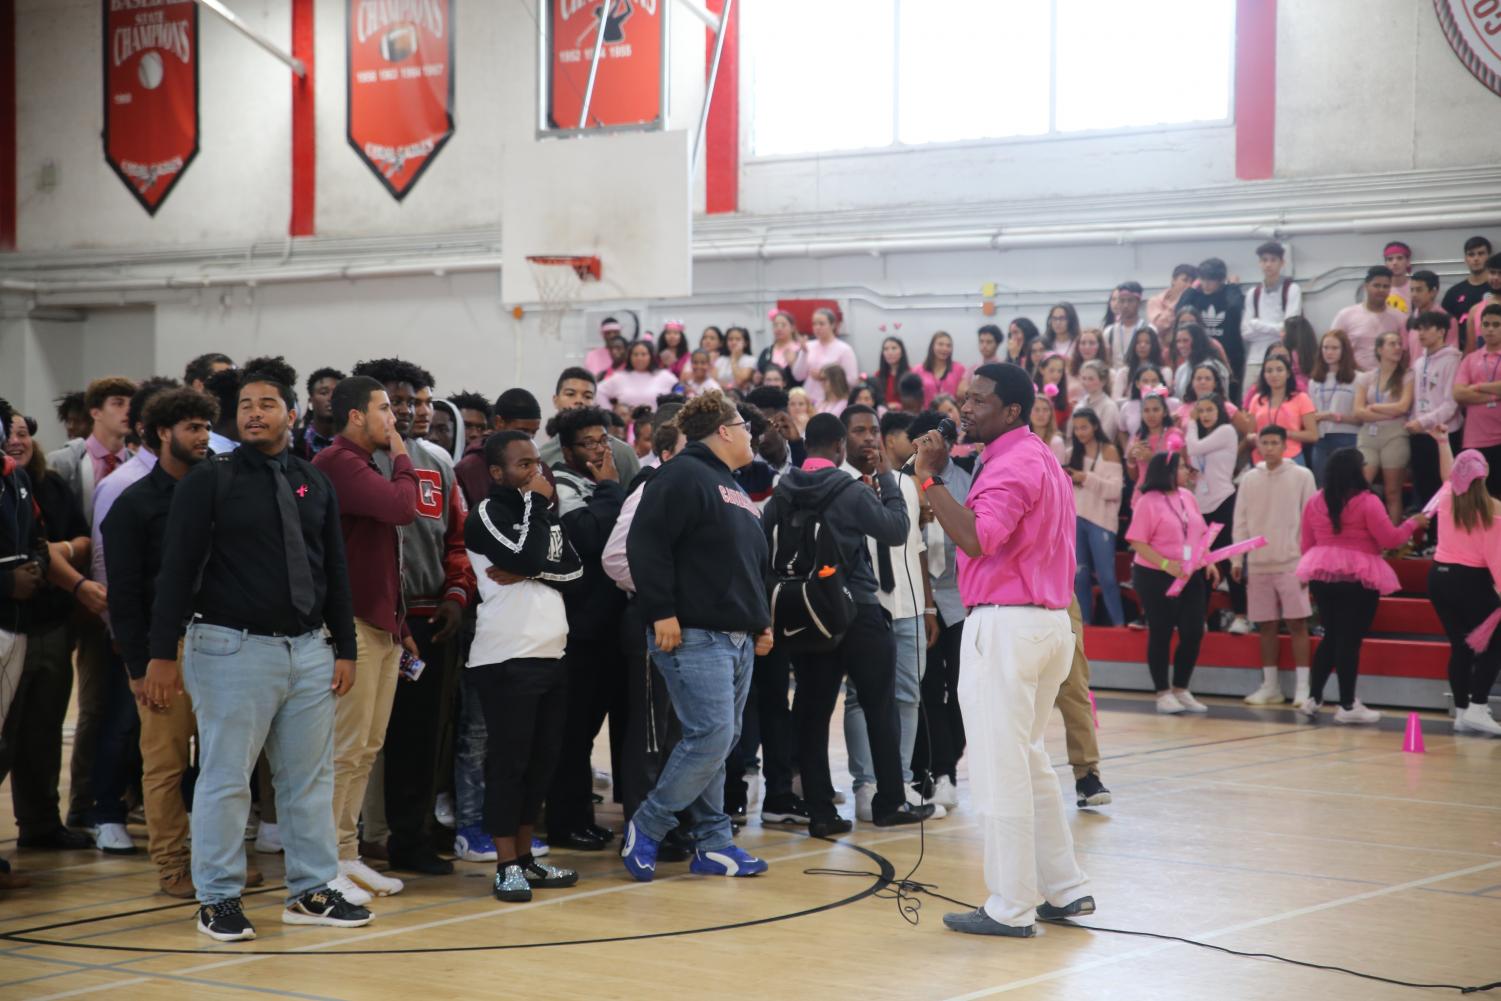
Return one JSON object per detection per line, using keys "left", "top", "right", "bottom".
{"left": 454, "top": 669, "right": 487, "bottom": 830}
{"left": 845, "top": 615, "right": 922, "bottom": 788}
{"left": 181, "top": 623, "right": 337, "bottom": 905}
{"left": 633, "top": 628, "right": 753, "bottom": 851}
{"left": 1311, "top": 433, "right": 1356, "bottom": 486}
{"left": 1074, "top": 520, "right": 1124, "bottom": 626}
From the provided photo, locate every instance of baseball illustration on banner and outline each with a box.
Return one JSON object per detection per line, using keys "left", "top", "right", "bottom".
{"left": 102, "top": 0, "right": 199, "bottom": 215}
{"left": 347, "top": 0, "right": 455, "bottom": 200}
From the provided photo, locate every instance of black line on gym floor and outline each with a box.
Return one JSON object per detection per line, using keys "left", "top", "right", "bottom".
{"left": 0, "top": 839, "right": 896, "bottom": 956}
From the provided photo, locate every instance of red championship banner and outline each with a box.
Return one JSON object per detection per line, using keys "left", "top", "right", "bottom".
{"left": 347, "top": 0, "right": 454, "bottom": 200}
{"left": 549, "top": 0, "right": 663, "bottom": 130}
{"left": 1434, "top": 0, "right": 1501, "bottom": 97}
{"left": 103, "top": 0, "right": 198, "bottom": 215}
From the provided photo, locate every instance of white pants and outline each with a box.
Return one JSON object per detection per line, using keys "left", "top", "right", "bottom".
{"left": 959, "top": 605, "right": 1090, "bottom": 925}
{"left": 0, "top": 627, "right": 26, "bottom": 732}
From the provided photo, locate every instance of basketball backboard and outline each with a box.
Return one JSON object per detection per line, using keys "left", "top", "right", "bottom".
{"left": 501, "top": 127, "right": 692, "bottom": 306}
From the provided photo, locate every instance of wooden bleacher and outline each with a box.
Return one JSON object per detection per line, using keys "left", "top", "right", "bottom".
{"left": 1082, "top": 553, "right": 1457, "bottom": 710}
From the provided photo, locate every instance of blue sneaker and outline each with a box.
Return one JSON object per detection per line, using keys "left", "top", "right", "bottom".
{"left": 689, "top": 844, "right": 768, "bottom": 877}
{"left": 531, "top": 837, "right": 550, "bottom": 858}
{"left": 620, "top": 818, "right": 659, "bottom": 882}
{"left": 454, "top": 826, "right": 497, "bottom": 862}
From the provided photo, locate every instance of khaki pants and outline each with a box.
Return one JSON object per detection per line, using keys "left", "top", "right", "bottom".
{"left": 331, "top": 618, "right": 400, "bottom": 860}
{"left": 1056, "top": 596, "right": 1102, "bottom": 781}
{"left": 139, "top": 678, "right": 196, "bottom": 874}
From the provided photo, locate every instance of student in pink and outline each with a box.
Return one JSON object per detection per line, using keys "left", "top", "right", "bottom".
{"left": 598, "top": 342, "right": 680, "bottom": 411}
{"left": 1232, "top": 425, "right": 1317, "bottom": 706}
{"left": 1404, "top": 271, "right": 1459, "bottom": 359}
{"left": 1147, "top": 264, "right": 1196, "bottom": 339}
{"left": 1427, "top": 444, "right": 1501, "bottom": 736}
{"left": 918, "top": 332, "right": 967, "bottom": 405}
{"left": 1243, "top": 351, "right": 1316, "bottom": 462}
{"left": 1382, "top": 240, "right": 1413, "bottom": 315}
{"left": 680, "top": 350, "right": 723, "bottom": 398}
{"left": 1331, "top": 266, "right": 1406, "bottom": 371}
{"left": 583, "top": 317, "right": 625, "bottom": 378}
{"left": 1124, "top": 391, "right": 1174, "bottom": 487}
{"left": 1463, "top": 255, "right": 1501, "bottom": 347}
{"left": 1126, "top": 448, "right": 1217, "bottom": 715}
{"left": 1453, "top": 304, "right": 1501, "bottom": 497}
{"left": 1295, "top": 447, "right": 1425, "bottom": 725}
{"left": 790, "top": 308, "right": 858, "bottom": 407}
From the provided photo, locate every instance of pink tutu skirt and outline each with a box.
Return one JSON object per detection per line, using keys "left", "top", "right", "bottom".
{"left": 1296, "top": 546, "right": 1400, "bottom": 595}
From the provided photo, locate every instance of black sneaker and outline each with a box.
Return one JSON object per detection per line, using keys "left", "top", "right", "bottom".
{"left": 761, "top": 794, "right": 811, "bottom": 826}
{"left": 197, "top": 898, "right": 256, "bottom": 942}
{"left": 387, "top": 846, "right": 454, "bottom": 875}
{"left": 282, "top": 886, "right": 373, "bottom": 927}
{"left": 1075, "top": 773, "right": 1112, "bottom": 808}
{"left": 808, "top": 815, "right": 854, "bottom": 838}
{"left": 873, "top": 802, "right": 934, "bottom": 827}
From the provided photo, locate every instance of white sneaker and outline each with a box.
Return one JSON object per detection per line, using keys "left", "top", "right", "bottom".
{"left": 1333, "top": 701, "right": 1382, "bottom": 725}
{"left": 592, "top": 768, "right": 612, "bottom": 791}
{"left": 1156, "top": 692, "right": 1186, "bottom": 714}
{"left": 94, "top": 822, "right": 137, "bottom": 855}
{"left": 1174, "top": 690, "right": 1209, "bottom": 713}
{"left": 328, "top": 874, "right": 372, "bottom": 906}
{"left": 254, "top": 821, "right": 283, "bottom": 854}
{"left": 433, "top": 793, "right": 456, "bottom": 829}
{"left": 1294, "top": 696, "right": 1321, "bottom": 720}
{"left": 854, "top": 784, "right": 875, "bottom": 822}
{"left": 341, "top": 858, "right": 403, "bottom": 897}
{"left": 1455, "top": 703, "right": 1501, "bottom": 737}
{"left": 1244, "top": 682, "right": 1286, "bottom": 705}
{"left": 1227, "top": 616, "right": 1252, "bottom": 635}
{"left": 932, "top": 775, "right": 959, "bottom": 809}
{"left": 905, "top": 784, "right": 946, "bottom": 820}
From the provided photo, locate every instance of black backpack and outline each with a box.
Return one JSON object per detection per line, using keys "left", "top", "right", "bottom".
{"left": 767, "top": 477, "right": 860, "bottom": 653}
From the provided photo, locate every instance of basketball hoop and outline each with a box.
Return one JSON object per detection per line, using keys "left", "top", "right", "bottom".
{"left": 525, "top": 255, "right": 601, "bottom": 339}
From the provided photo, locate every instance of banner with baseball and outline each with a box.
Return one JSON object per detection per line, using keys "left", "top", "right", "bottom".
{"left": 548, "top": 0, "right": 664, "bottom": 130}
{"left": 347, "top": 0, "right": 455, "bottom": 200}
{"left": 103, "top": 0, "right": 199, "bottom": 215}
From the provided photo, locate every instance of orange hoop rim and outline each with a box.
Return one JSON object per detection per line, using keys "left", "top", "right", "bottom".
{"left": 526, "top": 254, "right": 601, "bottom": 281}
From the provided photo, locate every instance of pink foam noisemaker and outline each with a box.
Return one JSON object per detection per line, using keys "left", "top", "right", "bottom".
{"left": 1087, "top": 690, "right": 1100, "bottom": 729}
{"left": 1164, "top": 524, "right": 1269, "bottom": 597}
{"left": 1402, "top": 712, "right": 1425, "bottom": 754}
{"left": 1466, "top": 607, "right": 1501, "bottom": 653}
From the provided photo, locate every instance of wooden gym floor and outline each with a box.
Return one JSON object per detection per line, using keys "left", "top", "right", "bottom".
{"left": 1, "top": 692, "right": 1498, "bottom": 1000}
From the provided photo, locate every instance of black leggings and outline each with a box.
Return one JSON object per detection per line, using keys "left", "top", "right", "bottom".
{"left": 912, "top": 614, "right": 965, "bottom": 785}
{"left": 1132, "top": 565, "right": 1207, "bottom": 691}
{"left": 1428, "top": 562, "right": 1501, "bottom": 708}
{"left": 471, "top": 658, "right": 568, "bottom": 840}
{"left": 1204, "top": 494, "right": 1247, "bottom": 616}
{"left": 1307, "top": 580, "right": 1380, "bottom": 709}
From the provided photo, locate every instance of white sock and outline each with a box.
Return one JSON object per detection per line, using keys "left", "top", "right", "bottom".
{"left": 1261, "top": 666, "right": 1278, "bottom": 687}
{"left": 1295, "top": 666, "right": 1310, "bottom": 689}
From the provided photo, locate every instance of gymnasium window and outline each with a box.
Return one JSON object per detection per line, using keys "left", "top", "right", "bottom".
{"left": 746, "top": 0, "right": 1236, "bottom": 157}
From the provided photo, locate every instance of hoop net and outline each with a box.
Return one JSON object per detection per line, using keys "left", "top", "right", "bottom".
{"left": 526, "top": 255, "right": 601, "bottom": 339}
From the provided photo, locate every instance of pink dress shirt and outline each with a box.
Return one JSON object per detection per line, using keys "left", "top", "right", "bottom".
{"left": 85, "top": 435, "right": 131, "bottom": 491}
{"left": 957, "top": 425, "right": 1076, "bottom": 610}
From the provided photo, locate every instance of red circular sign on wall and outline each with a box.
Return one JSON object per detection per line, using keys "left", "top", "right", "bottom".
{"left": 1435, "top": 0, "right": 1501, "bottom": 97}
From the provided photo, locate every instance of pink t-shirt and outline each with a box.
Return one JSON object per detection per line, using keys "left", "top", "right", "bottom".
{"left": 920, "top": 363, "right": 967, "bottom": 405}
{"left": 1457, "top": 346, "right": 1501, "bottom": 449}
{"left": 792, "top": 338, "right": 859, "bottom": 406}
{"left": 1331, "top": 303, "right": 1407, "bottom": 371}
{"left": 957, "top": 425, "right": 1077, "bottom": 610}
{"left": 598, "top": 369, "right": 679, "bottom": 410}
{"left": 1246, "top": 391, "right": 1316, "bottom": 459}
{"left": 1127, "top": 488, "right": 1209, "bottom": 570}
{"left": 1433, "top": 486, "right": 1501, "bottom": 577}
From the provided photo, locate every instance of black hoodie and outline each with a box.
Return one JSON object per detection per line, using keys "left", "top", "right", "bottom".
{"left": 763, "top": 465, "right": 908, "bottom": 604}
{"left": 627, "top": 441, "right": 771, "bottom": 634}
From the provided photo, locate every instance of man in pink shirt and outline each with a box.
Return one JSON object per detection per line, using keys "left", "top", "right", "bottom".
{"left": 1463, "top": 255, "right": 1501, "bottom": 348}
{"left": 583, "top": 317, "right": 624, "bottom": 379}
{"left": 1331, "top": 266, "right": 1406, "bottom": 371}
{"left": 914, "top": 363, "right": 1093, "bottom": 938}
{"left": 1147, "top": 264, "right": 1197, "bottom": 339}
{"left": 1455, "top": 305, "right": 1501, "bottom": 496}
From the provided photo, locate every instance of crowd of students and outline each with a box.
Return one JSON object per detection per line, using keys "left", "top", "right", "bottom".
{"left": 1, "top": 232, "right": 1499, "bottom": 940}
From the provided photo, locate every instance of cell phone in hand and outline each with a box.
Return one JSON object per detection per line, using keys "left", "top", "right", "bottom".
{"left": 399, "top": 650, "right": 426, "bottom": 682}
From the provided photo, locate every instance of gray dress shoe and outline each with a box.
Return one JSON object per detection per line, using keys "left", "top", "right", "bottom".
{"left": 942, "top": 907, "right": 1037, "bottom": 937}
{"left": 1037, "top": 895, "right": 1095, "bottom": 921}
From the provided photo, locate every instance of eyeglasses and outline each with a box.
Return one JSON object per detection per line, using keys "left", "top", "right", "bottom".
{"left": 576, "top": 435, "right": 610, "bottom": 449}
{"left": 721, "top": 420, "right": 748, "bottom": 432}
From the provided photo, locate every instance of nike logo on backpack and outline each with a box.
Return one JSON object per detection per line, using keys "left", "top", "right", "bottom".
{"left": 784, "top": 627, "right": 807, "bottom": 637}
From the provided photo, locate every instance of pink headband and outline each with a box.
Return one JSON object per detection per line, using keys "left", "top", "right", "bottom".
{"left": 1143, "top": 385, "right": 1169, "bottom": 398}
{"left": 1042, "top": 383, "right": 1059, "bottom": 399}
{"left": 662, "top": 320, "right": 684, "bottom": 331}
{"left": 600, "top": 321, "right": 622, "bottom": 333}
{"left": 1383, "top": 242, "right": 1410, "bottom": 257}
{"left": 1453, "top": 449, "right": 1490, "bottom": 494}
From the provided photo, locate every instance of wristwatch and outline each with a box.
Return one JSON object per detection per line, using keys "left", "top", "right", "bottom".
{"left": 921, "top": 475, "right": 945, "bottom": 492}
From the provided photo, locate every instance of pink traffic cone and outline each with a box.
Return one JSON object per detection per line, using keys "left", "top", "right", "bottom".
{"left": 1087, "top": 691, "right": 1100, "bottom": 729}
{"left": 1401, "top": 712, "right": 1425, "bottom": 754}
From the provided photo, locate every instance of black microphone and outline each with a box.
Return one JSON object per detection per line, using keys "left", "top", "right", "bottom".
{"left": 901, "top": 418, "right": 960, "bottom": 475}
